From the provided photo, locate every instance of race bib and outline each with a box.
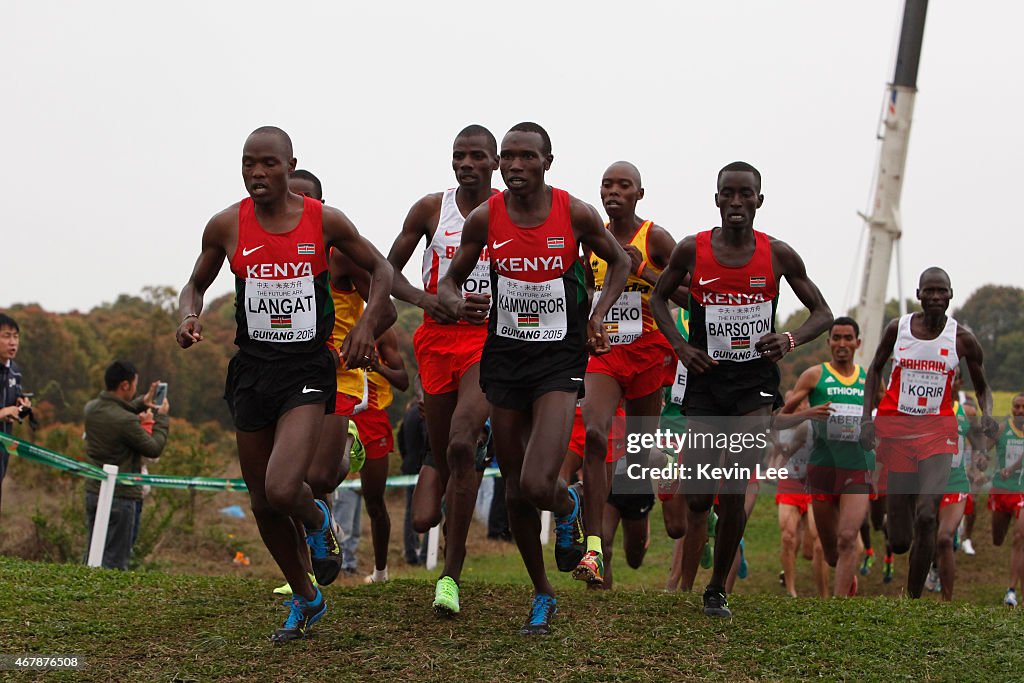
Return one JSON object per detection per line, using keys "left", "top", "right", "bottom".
{"left": 495, "top": 276, "right": 567, "bottom": 342}
{"left": 704, "top": 302, "right": 773, "bottom": 362}
{"left": 461, "top": 260, "right": 492, "bottom": 301}
{"left": 897, "top": 369, "right": 946, "bottom": 415}
{"left": 244, "top": 276, "right": 317, "bottom": 343}
{"left": 592, "top": 290, "right": 642, "bottom": 345}
{"left": 826, "top": 402, "right": 862, "bottom": 443}
{"left": 670, "top": 361, "right": 688, "bottom": 406}
{"left": 951, "top": 435, "right": 965, "bottom": 469}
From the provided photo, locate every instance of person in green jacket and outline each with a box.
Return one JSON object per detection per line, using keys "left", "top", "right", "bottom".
{"left": 83, "top": 360, "right": 168, "bottom": 569}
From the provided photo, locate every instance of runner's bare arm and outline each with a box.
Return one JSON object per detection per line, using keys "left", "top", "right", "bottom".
{"left": 387, "top": 194, "right": 456, "bottom": 323}
{"left": 438, "top": 204, "right": 490, "bottom": 324}
{"left": 371, "top": 327, "right": 410, "bottom": 391}
{"left": 860, "top": 319, "right": 899, "bottom": 450}
{"left": 640, "top": 224, "right": 690, "bottom": 307}
{"left": 756, "top": 241, "right": 833, "bottom": 362}
{"left": 651, "top": 237, "right": 716, "bottom": 373}
{"left": 328, "top": 250, "right": 397, "bottom": 340}
{"left": 959, "top": 328, "right": 997, "bottom": 438}
{"left": 323, "top": 207, "right": 396, "bottom": 368}
{"left": 176, "top": 208, "right": 235, "bottom": 349}
{"left": 773, "top": 366, "right": 830, "bottom": 430}
{"left": 574, "top": 198, "right": 628, "bottom": 355}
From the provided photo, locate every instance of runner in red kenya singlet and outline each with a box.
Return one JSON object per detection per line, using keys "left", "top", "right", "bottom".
{"left": 651, "top": 161, "right": 832, "bottom": 618}
{"left": 175, "top": 127, "right": 395, "bottom": 642}
{"left": 438, "top": 122, "right": 629, "bottom": 635}
{"left": 860, "top": 266, "right": 996, "bottom": 599}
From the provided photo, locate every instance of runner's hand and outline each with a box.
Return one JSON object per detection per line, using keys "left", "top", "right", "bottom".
{"left": 458, "top": 293, "right": 490, "bottom": 325}
{"left": 624, "top": 245, "right": 645, "bottom": 275}
{"left": 587, "top": 316, "right": 611, "bottom": 355}
{"left": 755, "top": 333, "right": 790, "bottom": 362}
{"left": 422, "top": 294, "right": 459, "bottom": 324}
{"left": 859, "top": 420, "right": 877, "bottom": 451}
{"left": 980, "top": 415, "right": 1000, "bottom": 440}
{"left": 803, "top": 402, "right": 832, "bottom": 422}
{"left": 674, "top": 342, "right": 717, "bottom": 374}
{"left": 341, "top": 321, "right": 376, "bottom": 369}
{"left": 176, "top": 318, "right": 203, "bottom": 348}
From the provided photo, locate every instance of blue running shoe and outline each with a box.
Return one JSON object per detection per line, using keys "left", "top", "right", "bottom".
{"left": 519, "top": 593, "right": 557, "bottom": 635}
{"left": 554, "top": 482, "right": 585, "bottom": 572}
{"left": 271, "top": 589, "right": 327, "bottom": 643}
{"left": 305, "top": 499, "right": 343, "bottom": 586}
{"left": 737, "top": 538, "right": 748, "bottom": 580}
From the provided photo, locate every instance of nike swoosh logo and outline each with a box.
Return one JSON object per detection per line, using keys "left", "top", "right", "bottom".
{"left": 242, "top": 245, "right": 265, "bottom": 256}
{"left": 571, "top": 377, "right": 583, "bottom": 382}
{"left": 946, "top": 439, "right": 957, "bottom": 446}
{"left": 492, "top": 239, "right": 513, "bottom": 249}
{"left": 898, "top": 346, "right": 910, "bottom": 351}
{"left": 759, "top": 391, "right": 773, "bottom": 398}
{"left": 301, "top": 386, "right": 323, "bottom": 394}
{"left": 698, "top": 276, "right": 720, "bottom": 286}
{"left": 444, "top": 230, "right": 462, "bottom": 237}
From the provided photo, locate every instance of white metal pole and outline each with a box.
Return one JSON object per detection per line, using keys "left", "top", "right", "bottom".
{"left": 539, "top": 510, "right": 552, "bottom": 545}
{"left": 87, "top": 464, "right": 119, "bottom": 568}
{"left": 425, "top": 524, "right": 440, "bottom": 570}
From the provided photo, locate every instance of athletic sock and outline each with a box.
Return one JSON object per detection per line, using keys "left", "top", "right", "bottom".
{"left": 885, "top": 553, "right": 894, "bottom": 563}
{"left": 586, "top": 535, "right": 602, "bottom": 555}
{"left": 865, "top": 548, "right": 875, "bottom": 557}
{"left": 372, "top": 567, "right": 389, "bottom": 582}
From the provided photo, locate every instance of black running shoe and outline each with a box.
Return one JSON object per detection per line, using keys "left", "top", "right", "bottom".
{"left": 305, "top": 499, "right": 343, "bottom": 586}
{"left": 271, "top": 590, "right": 327, "bottom": 644}
{"left": 553, "top": 482, "right": 585, "bottom": 572}
{"left": 519, "top": 593, "right": 557, "bottom": 635}
{"left": 702, "top": 586, "right": 732, "bottom": 618}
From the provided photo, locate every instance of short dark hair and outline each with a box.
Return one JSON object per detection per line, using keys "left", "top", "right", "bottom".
{"left": 507, "top": 122, "right": 552, "bottom": 155}
{"left": 718, "top": 161, "right": 761, "bottom": 191}
{"left": 0, "top": 313, "right": 18, "bottom": 333}
{"left": 290, "top": 169, "right": 323, "bottom": 200}
{"left": 104, "top": 360, "right": 138, "bottom": 391}
{"left": 248, "top": 126, "right": 294, "bottom": 158}
{"left": 831, "top": 316, "right": 860, "bottom": 338}
{"left": 456, "top": 124, "right": 497, "bottom": 156}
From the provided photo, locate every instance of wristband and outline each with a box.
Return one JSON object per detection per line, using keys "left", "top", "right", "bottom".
{"left": 784, "top": 331, "right": 796, "bottom": 351}
{"left": 635, "top": 260, "right": 646, "bottom": 278}
{"left": 181, "top": 313, "right": 199, "bottom": 324}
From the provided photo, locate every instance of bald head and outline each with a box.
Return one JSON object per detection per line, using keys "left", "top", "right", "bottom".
{"left": 604, "top": 161, "right": 642, "bottom": 188}
{"left": 247, "top": 126, "right": 293, "bottom": 159}
{"left": 918, "top": 266, "right": 951, "bottom": 289}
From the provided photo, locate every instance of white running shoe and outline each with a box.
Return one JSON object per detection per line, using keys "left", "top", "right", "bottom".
{"left": 925, "top": 566, "right": 941, "bottom": 593}
{"left": 1004, "top": 588, "right": 1018, "bottom": 608}
{"left": 962, "top": 538, "right": 976, "bottom": 556}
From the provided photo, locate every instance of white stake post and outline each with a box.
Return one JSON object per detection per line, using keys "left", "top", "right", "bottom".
{"left": 426, "top": 524, "right": 440, "bottom": 570}
{"left": 540, "top": 510, "right": 552, "bottom": 545}
{"left": 87, "top": 464, "right": 119, "bottom": 568}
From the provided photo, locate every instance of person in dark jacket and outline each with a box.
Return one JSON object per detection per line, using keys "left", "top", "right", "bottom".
{"left": 0, "top": 312, "right": 30, "bottom": 515}
{"left": 83, "top": 360, "right": 169, "bottom": 569}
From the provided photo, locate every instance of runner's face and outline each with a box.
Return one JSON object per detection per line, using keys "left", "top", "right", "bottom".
{"left": 289, "top": 177, "right": 323, "bottom": 202}
{"left": 0, "top": 326, "right": 18, "bottom": 362}
{"left": 242, "top": 133, "right": 296, "bottom": 204}
{"left": 715, "top": 171, "right": 762, "bottom": 230}
{"left": 499, "top": 131, "right": 550, "bottom": 196}
{"left": 916, "top": 274, "right": 952, "bottom": 316}
{"left": 600, "top": 165, "right": 643, "bottom": 220}
{"left": 827, "top": 324, "right": 860, "bottom": 362}
{"left": 452, "top": 135, "right": 497, "bottom": 189}
{"left": 1013, "top": 397, "right": 1024, "bottom": 426}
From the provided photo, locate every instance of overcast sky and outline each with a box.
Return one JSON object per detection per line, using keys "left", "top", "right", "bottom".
{"left": 3, "top": 1, "right": 1021, "bottom": 320}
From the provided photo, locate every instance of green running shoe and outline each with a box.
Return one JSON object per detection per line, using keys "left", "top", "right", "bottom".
{"left": 707, "top": 509, "right": 718, "bottom": 539}
{"left": 348, "top": 420, "right": 365, "bottom": 475}
{"left": 433, "top": 576, "right": 460, "bottom": 616}
{"left": 860, "top": 553, "right": 875, "bottom": 576}
{"left": 273, "top": 573, "right": 317, "bottom": 596}
{"left": 700, "top": 541, "right": 713, "bottom": 569}
{"left": 883, "top": 556, "right": 894, "bottom": 584}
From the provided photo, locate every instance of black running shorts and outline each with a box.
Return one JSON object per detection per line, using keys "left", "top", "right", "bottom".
{"left": 483, "top": 376, "right": 585, "bottom": 413}
{"left": 683, "top": 360, "right": 782, "bottom": 417}
{"left": 224, "top": 347, "right": 337, "bottom": 432}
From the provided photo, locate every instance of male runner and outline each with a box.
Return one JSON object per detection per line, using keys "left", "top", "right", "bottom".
{"left": 386, "top": 125, "right": 498, "bottom": 615}
{"left": 574, "top": 161, "right": 682, "bottom": 585}
{"left": 771, "top": 394, "right": 818, "bottom": 598}
{"left": 438, "top": 122, "right": 629, "bottom": 634}
{"left": 860, "top": 267, "right": 996, "bottom": 599}
{"left": 989, "top": 393, "right": 1024, "bottom": 607}
{"left": 355, "top": 327, "right": 409, "bottom": 584}
{"left": 650, "top": 161, "right": 833, "bottom": 617}
{"left": 175, "top": 127, "right": 394, "bottom": 642}
{"left": 779, "top": 316, "right": 873, "bottom": 597}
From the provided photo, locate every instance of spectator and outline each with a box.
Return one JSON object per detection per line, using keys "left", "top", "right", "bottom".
{"left": 0, "top": 312, "right": 30, "bottom": 515}
{"left": 398, "top": 388, "right": 430, "bottom": 564}
{"left": 83, "top": 360, "right": 169, "bottom": 570}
